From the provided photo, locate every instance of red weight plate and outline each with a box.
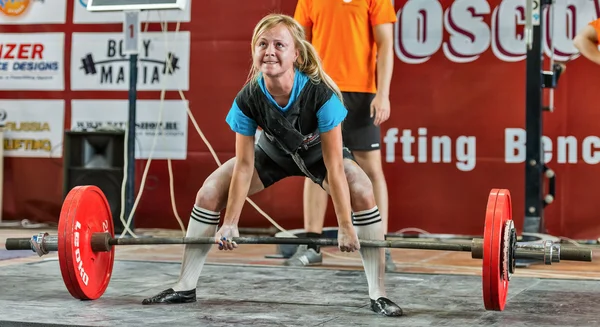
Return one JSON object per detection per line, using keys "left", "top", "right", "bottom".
{"left": 58, "top": 187, "right": 85, "bottom": 300}
{"left": 482, "top": 188, "right": 512, "bottom": 311}
{"left": 482, "top": 189, "right": 498, "bottom": 310}
{"left": 58, "top": 185, "right": 115, "bottom": 300}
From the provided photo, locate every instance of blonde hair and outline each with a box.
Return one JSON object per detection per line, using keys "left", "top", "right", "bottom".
{"left": 246, "top": 13, "right": 343, "bottom": 104}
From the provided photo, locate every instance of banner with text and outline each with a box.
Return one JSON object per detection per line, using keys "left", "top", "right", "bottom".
{"left": 70, "top": 100, "right": 189, "bottom": 159}
{"left": 0, "top": 100, "right": 65, "bottom": 158}
{"left": 0, "top": 1, "right": 66, "bottom": 24}
{"left": 0, "top": 33, "right": 65, "bottom": 90}
{"left": 70, "top": 32, "right": 190, "bottom": 91}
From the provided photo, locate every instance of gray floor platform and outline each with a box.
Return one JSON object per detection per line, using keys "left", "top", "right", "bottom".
{"left": 0, "top": 259, "right": 599, "bottom": 326}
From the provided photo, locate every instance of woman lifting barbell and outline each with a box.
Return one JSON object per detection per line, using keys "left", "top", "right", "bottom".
{"left": 140, "top": 13, "right": 403, "bottom": 317}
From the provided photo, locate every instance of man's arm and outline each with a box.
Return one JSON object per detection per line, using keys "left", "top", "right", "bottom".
{"left": 294, "top": 0, "right": 312, "bottom": 42}
{"left": 303, "top": 26, "right": 312, "bottom": 43}
{"left": 373, "top": 23, "right": 394, "bottom": 98}
{"left": 574, "top": 25, "right": 600, "bottom": 65}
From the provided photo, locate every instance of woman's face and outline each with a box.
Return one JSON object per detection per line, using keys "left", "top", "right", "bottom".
{"left": 253, "top": 23, "right": 298, "bottom": 79}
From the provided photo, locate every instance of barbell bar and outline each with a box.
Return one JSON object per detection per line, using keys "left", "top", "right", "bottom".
{"left": 5, "top": 232, "right": 591, "bottom": 263}
{"left": 2, "top": 185, "right": 594, "bottom": 312}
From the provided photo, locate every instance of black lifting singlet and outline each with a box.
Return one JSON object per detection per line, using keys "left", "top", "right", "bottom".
{"left": 235, "top": 79, "right": 333, "bottom": 182}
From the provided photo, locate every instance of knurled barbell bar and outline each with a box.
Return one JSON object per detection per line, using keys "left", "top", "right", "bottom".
{"left": 3, "top": 185, "right": 594, "bottom": 311}
{"left": 6, "top": 230, "right": 590, "bottom": 263}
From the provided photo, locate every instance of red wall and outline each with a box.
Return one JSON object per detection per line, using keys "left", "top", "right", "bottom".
{"left": 2, "top": 0, "right": 600, "bottom": 240}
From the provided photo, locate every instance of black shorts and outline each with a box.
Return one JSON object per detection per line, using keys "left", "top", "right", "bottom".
{"left": 254, "top": 141, "right": 355, "bottom": 189}
{"left": 341, "top": 92, "right": 381, "bottom": 151}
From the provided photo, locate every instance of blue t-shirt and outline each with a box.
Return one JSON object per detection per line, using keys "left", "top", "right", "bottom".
{"left": 225, "top": 71, "right": 347, "bottom": 137}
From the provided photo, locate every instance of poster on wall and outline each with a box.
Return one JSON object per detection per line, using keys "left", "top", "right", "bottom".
{"left": 0, "top": 0, "right": 66, "bottom": 24}
{"left": 70, "top": 32, "right": 190, "bottom": 91}
{"left": 70, "top": 100, "right": 189, "bottom": 160}
{"left": 0, "top": 33, "right": 65, "bottom": 91}
{"left": 0, "top": 100, "right": 65, "bottom": 158}
{"left": 73, "top": 0, "right": 191, "bottom": 24}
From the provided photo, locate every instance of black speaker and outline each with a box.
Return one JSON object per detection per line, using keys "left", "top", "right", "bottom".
{"left": 63, "top": 130, "right": 127, "bottom": 234}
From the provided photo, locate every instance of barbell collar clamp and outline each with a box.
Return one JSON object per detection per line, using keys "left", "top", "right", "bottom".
{"left": 32, "top": 232, "right": 51, "bottom": 257}
{"left": 30, "top": 233, "right": 57, "bottom": 256}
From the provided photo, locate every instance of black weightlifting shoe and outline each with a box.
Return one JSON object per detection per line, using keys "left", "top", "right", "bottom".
{"left": 370, "top": 297, "right": 403, "bottom": 316}
{"left": 141, "top": 288, "right": 196, "bottom": 305}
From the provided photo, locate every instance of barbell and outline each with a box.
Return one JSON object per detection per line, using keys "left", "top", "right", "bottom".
{"left": 4, "top": 185, "right": 593, "bottom": 311}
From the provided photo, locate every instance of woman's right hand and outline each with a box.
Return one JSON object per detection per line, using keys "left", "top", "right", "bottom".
{"left": 215, "top": 224, "right": 240, "bottom": 251}
{"left": 337, "top": 224, "right": 360, "bottom": 252}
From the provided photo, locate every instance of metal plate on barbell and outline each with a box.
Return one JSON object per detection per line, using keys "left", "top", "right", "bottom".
{"left": 502, "top": 220, "right": 515, "bottom": 281}
{"left": 57, "top": 185, "right": 115, "bottom": 300}
{"left": 482, "top": 188, "right": 512, "bottom": 311}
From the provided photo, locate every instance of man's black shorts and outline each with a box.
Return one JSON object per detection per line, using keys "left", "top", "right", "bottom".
{"left": 341, "top": 92, "right": 380, "bottom": 152}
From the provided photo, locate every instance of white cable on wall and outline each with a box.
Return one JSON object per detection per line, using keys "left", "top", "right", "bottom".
{"left": 118, "top": 13, "right": 185, "bottom": 238}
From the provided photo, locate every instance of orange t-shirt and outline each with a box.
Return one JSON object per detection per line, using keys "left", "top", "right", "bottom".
{"left": 294, "top": 0, "right": 397, "bottom": 94}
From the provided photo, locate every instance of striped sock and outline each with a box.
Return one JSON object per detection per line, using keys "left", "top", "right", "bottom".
{"left": 172, "top": 205, "right": 220, "bottom": 292}
{"left": 353, "top": 206, "right": 386, "bottom": 300}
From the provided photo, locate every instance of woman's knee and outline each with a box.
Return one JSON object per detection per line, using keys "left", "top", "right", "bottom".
{"left": 195, "top": 181, "right": 225, "bottom": 212}
{"left": 195, "top": 163, "right": 234, "bottom": 211}
{"left": 345, "top": 161, "right": 376, "bottom": 210}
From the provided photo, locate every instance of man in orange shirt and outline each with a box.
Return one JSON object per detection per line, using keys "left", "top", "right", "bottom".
{"left": 574, "top": 18, "right": 600, "bottom": 63}
{"left": 287, "top": 0, "right": 397, "bottom": 272}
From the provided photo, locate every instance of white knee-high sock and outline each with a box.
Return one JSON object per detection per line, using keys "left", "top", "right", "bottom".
{"left": 353, "top": 206, "right": 386, "bottom": 300}
{"left": 172, "top": 205, "right": 220, "bottom": 292}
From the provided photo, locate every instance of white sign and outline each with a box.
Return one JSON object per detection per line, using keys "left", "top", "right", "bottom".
{"left": 0, "top": 0, "right": 66, "bottom": 25}
{"left": 0, "top": 100, "right": 65, "bottom": 158}
{"left": 73, "top": 0, "right": 191, "bottom": 24}
{"left": 0, "top": 33, "right": 65, "bottom": 90}
{"left": 532, "top": 0, "right": 541, "bottom": 26}
{"left": 71, "top": 100, "right": 189, "bottom": 160}
{"left": 70, "top": 32, "right": 190, "bottom": 91}
{"left": 123, "top": 11, "right": 141, "bottom": 55}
